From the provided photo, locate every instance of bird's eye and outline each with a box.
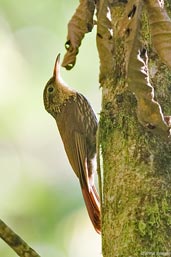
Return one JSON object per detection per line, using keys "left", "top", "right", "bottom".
{"left": 48, "top": 86, "right": 54, "bottom": 93}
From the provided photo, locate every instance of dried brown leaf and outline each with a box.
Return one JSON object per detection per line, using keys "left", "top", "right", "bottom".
{"left": 145, "top": 0, "right": 171, "bottom": 69}
{"left": 96, "top": 0, "right": 114, "bottom": 82}
{"left": 122, "top": 0, "right": 170, "bottom": 137}
{"left": 62, "top": 0, "right": 95, "bottom": 70}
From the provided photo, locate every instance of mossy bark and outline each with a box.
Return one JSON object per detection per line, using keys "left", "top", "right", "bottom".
{"left": 99, "top": 2, "right": 171, "bottom": 257}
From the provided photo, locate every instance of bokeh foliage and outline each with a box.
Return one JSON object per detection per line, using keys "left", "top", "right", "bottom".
{"left": 0, "top": 1, "right": 101, "bottom": 256}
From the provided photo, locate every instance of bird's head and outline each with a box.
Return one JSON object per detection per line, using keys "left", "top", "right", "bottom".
{"left": 43, "top": 54, "right": 67, "bottom": 117}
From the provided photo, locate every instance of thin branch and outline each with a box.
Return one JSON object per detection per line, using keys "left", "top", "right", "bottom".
{"left": 0, "top": 219, "right": 41, "bottom": 257}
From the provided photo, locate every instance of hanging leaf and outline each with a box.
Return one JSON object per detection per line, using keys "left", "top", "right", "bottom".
{"left": 96, "top": 0, "right": 114, "bottom": 82}
{"left": 121, "top": 0, "right": 170, "bottom": 137}
{"left": 145, "top": 0, "right": 171, "bottom": 69}
{"left": 62, "top": 0, "right": 96, "bottom": 70}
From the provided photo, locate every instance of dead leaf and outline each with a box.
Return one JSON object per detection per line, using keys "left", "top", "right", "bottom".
{"left": 62, "top": 0, "right": 96, "bottom": 70}
{"left": 145, "top": 0, "right": 171, "bottom": 69}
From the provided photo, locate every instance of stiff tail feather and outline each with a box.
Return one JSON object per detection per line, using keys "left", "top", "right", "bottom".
{"left": 81, "top": 184, "right": 101, "bottom": 234}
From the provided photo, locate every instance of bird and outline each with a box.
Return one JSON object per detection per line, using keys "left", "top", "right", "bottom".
{"left": 43, "top": 54, "right": 101, "bottom": 233}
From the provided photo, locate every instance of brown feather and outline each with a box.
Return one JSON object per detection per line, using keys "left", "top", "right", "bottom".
{"left": 43, "top": 55, "right": 101, "bottom": 233}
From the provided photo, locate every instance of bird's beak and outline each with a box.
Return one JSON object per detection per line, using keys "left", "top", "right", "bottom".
{"left": 53, "top": 53, "right": 61, "bottom": 83}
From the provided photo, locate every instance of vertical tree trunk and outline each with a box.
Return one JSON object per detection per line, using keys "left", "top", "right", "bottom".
{"left": 99, "top": 1, "right": 171, "bottom": 256}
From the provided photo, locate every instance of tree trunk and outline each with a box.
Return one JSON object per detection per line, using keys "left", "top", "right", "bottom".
{"left": 99, "top": 1, "right": 171, "bottom": 256}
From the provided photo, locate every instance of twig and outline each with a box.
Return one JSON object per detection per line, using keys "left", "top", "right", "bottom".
{"left": 0, "top": 218, "right": 41, "bottom": 257}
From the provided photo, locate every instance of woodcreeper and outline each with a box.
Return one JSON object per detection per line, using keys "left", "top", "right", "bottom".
{"left": 43, "top": 54, "right": 101, "bottom": 233}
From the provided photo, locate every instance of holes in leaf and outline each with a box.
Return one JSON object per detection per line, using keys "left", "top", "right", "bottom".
{"left": 128, "top": 5, "right": 136, "bottom": 19}
{"left": 97, "top": 33, "right": 103, "bottom": 39}
{"left": 65, "top": 40, "right": 71, "bottom": 50}
{"left": 126, "top": 28, "right": 131, "bottom": 37}
{"left": 140, "top": 48, "right": 147, "bottom": 58}
{"left": 66, "top": 63, "right": 74, "bottom": 70}
{"left": 108, "top": 34, "right": 113, "bottom": 40}
{"left": 146, "top": 123, "right": 156, "bottom": 130}
{"left": 158, "top": 0, "right": 164, "bottom": 8}
{"left": 87, "top": 23, "right": 93, "bottom": 32}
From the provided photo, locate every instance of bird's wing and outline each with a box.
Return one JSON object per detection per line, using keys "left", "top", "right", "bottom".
{"left": 57, "top": 120, "right": 89, "bottom": 185}
{"left": 56, "top": 100, "right": 101, "bottom": 233}
{"left": 75, "top": 132, "right": 101, "bottom": 233}
{"left": 74, "top": 131, "right": 89, "bottom": 188}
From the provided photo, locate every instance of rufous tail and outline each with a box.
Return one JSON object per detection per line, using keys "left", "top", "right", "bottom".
{"left": 81, "top": 184, "right": 101, "bottom": 234}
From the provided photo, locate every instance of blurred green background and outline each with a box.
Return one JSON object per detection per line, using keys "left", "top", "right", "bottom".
{"left": 0, "top": 1, "right": 101, "bottom": 256}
